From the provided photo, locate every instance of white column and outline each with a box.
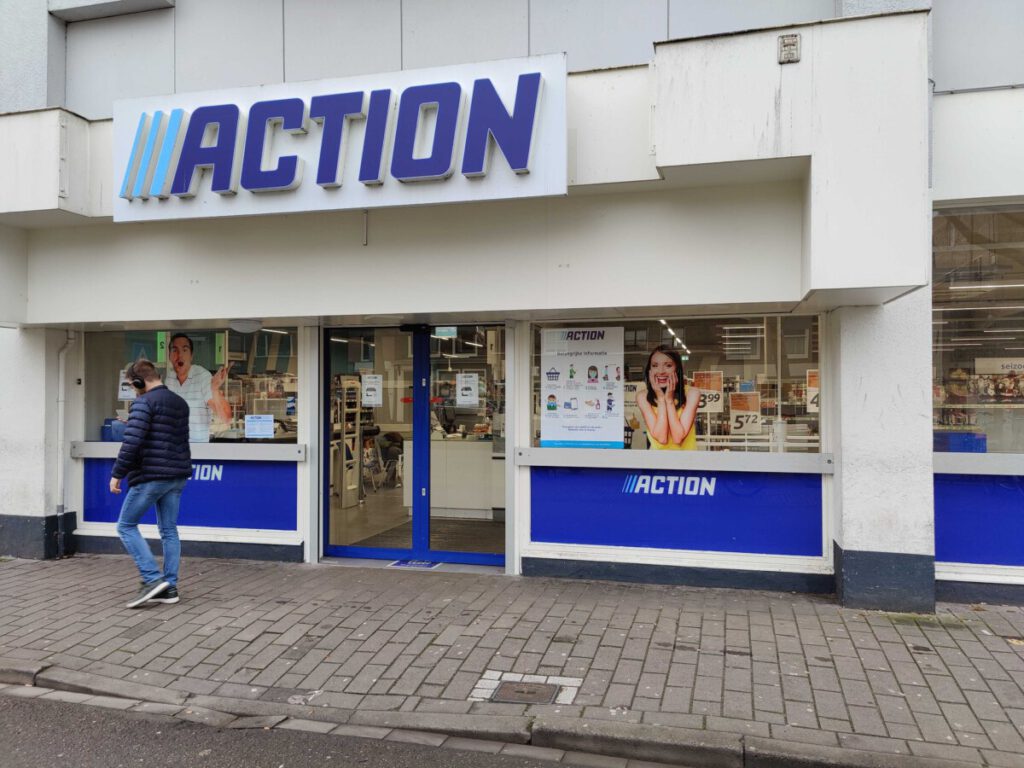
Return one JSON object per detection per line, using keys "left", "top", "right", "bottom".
{"left": 825, "top": 287, "right": 935, "bottom": 610}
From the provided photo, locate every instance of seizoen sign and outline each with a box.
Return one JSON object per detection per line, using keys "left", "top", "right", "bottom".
{"left": 112, "top": 54, "right": 567, "bottom": 222}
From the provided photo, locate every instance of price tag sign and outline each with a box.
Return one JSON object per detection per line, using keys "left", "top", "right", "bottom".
{"left": 117, "top": 368, "right": 137, "bottom": 401}
{"left": 693, "top": 371, "right": 724, "bottom": 414}
{"left": 729, "top": 392, "right": 762, "bottom": 435}
{"left": 245, "top": 414, "right": 274, "bottom": 438}
{"left": 806, "top": 369, "right": 819, "bottom": 414}
{"left": 456, "top": 373, "right": 480, "bottom": 407}
{"left": 361, "top": 374, "right": 383, "bottom": 407}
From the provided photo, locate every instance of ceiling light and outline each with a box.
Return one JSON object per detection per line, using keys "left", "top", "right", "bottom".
{"left": 933, "top": 305, "right": 1024, "bottom": 312}
{"left": 465, "top": 341, "right": 483, "bottom": 348}
{"left": 330, "top": 338, "right": 349, "bottom": 344}
{"left": 262, "top": 328, "right": 288, "bottom": 335}
{"left": 228, "top": 318, "right": 262, "bottom": 334}
{"left": 950, "top": 337, "right": 1015, "bottom": 341}
{"left": 984, "top": 328, "right": 1024, "bottom": 333}
{"left": 949, "top": 283, "right": 1024, "bottom": 290}
{"left": 659, "top": 319, "right": 667, "bottom": 325}
{"left": 721, "top": 325, "right": 764, "bottom": 330}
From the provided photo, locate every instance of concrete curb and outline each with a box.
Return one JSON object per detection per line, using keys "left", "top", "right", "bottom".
{"left": 349, "top": 710, "right": 533, "bottom": 744}
{"left": 0, "top": 667, "right": 995, "bottom": 768}
{"left": 533, "top": 716, "right": 743, "bottom": 768}
{"left": 35, "top": 667, "right": 187, "bottom": 706}
{"left": 188, "top": 693, "right": 353, "bottom": 725}
{"left": 0, "top": 658, "right": 50, "bottom": 686}
{"left": 743, "top": 737, "right": 982, "bottom": 768}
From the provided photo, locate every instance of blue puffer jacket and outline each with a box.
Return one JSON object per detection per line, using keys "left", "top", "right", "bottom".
{"left": 112, "top": 385, "right": 192, "bottom": 487}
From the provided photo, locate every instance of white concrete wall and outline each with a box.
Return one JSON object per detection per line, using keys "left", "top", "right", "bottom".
{"left": 825, "top": 287, "right": 934, "bottom": 557}
{"left": 24, "top": 182, "right": 804, "bottom": 324}
{"left": 568, "top": 67, "right": 659, "bottom": 186}
{"left": 0, "top": 328, "right": 61, "bottom": 519}
{"left": 0, "top": 111, "right": 63, "bottom": 214}
{"left": 65, "top": 9, "right": 174, "bottom": 121}
{"left": 0, "top": 225, "right": 28, "bottom": 326}
{"left": 654, "top": 13, "right": 930, "bottom": 297}
{"left": 0, "top": 109, "right": 95, "bottom": 220}
{"left": 932, "top": 90, "right": 1024, "bottom": 206}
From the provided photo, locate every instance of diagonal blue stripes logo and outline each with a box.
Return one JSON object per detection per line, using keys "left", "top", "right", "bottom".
{"left": 120, "top": 108, "right": 188, "bottom": 201}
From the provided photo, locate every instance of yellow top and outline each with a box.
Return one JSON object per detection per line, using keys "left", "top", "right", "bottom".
{"left": 647, "top": 403, "right": 697, "bottom": 450}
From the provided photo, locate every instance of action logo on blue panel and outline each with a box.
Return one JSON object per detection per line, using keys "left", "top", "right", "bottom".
{"left": 530, "top": 467, "right": 823, "bottom": 557}
{"left": 84, "top": 458, "right": 297, "bottom": 531}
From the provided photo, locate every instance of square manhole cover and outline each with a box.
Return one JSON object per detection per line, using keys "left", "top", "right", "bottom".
{"left": 491, "top": 681, "right": 558, "bottom": 704}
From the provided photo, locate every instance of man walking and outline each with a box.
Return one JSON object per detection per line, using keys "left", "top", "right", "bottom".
{"left": 110, "top": 359, "right": 192, "bottom": 608}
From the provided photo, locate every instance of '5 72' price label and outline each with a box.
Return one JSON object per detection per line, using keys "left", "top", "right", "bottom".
{"left": 731, "top": 412, "right": 762, "bottom": 434}
{"left": 728, "top": 392, "right": 762, "bottom": 435}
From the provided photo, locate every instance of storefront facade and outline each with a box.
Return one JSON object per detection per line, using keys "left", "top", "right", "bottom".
{"left": 0, "top": 3, "right": 982, "bottom": 613}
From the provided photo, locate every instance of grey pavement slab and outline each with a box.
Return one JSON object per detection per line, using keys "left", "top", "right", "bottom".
{"left": 2, "top": 554, "right": 1024, "bottom": 767}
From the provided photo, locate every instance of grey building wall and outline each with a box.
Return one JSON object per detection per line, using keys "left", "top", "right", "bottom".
{"left": 51, "top": 0, "right": 849, "bottom": 119}
{"left": 932, "top": 0, "right": 1024, "bottom": 91}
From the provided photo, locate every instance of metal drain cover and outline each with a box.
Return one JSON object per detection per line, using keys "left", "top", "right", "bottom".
{"left": 491, "top": 681, "right": 558, "bottom": 704}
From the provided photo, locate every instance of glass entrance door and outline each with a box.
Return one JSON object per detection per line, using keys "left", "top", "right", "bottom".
{"left": 324, "top": 325, "right": 505, "bottom": 566}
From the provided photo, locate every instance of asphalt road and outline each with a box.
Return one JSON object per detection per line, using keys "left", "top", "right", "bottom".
{"left": 0, "top": 696, "right": 566, "bottom": 768}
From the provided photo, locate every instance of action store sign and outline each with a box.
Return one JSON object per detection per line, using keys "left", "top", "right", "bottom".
{"left": 113, "top": 54, "right": 566, "bottom": 222}
{"left": 541, "top": 327, "right": 624, "bottom": 448}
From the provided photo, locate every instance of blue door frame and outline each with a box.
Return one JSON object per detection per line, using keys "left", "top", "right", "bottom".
{"left": 323, "top": 327, "right": 505, "bottom": 567}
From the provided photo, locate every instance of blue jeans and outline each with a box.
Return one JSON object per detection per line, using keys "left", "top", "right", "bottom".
{"left": 116, "top": 477, "right": 188, "bottom": 587}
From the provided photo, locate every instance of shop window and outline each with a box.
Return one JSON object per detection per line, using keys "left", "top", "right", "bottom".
{"left": 933, "top": 210, "right": 1024, "bottom": 453}
{"left": 84, "top": 327, "right": 299, "bottom": 443}
{"left": 531, "top": 316, "right": 820, "bottom": 452}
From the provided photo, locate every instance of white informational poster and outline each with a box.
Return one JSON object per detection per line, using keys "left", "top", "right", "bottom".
{"left": 245, "top": 414, "right": 274, "bottom": 438}
{"left": 540, "top": 327, "right": 624, "bottom": 448}
{"left": 693, "top": 371, "right": 724, "bottom": 414}
{"left": 806, "top": 369, "right": 820, "bottom": 414}
{"left": 117, "top": 369, "right": 137, "bottom": 401}
{"left": 361, "top": 374, "right": 383, "bottom": 407}
{"left": 729, "top": 392, "right": 762, "bottom": 435}
{"left": 456, "top": 373, "right": 480, "bottom": 407}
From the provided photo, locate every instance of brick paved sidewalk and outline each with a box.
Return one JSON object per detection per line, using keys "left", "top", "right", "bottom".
{"left": 1, "top": 554, "right": 1023, "bottom": 767}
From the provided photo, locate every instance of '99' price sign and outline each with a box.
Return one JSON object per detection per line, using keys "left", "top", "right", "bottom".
{"left": 693, "top": 371, "right": 724, "bottom": 414}
{"left": 728, "top": 392, "right": 762, "bottom": 435}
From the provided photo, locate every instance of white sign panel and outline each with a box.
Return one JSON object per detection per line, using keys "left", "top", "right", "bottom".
{"left": 118, "top": 368, "right": 137, "bottom": 401}
{"left": 693, "top": 371, "right": 724, "bottom": 414}
{"left": 729, "top": 392, "right": 762, "bottom": 435}
{"left": 113, "top": 54, "right": 567, "bottom": 222}
{"left": 245, "top": 414, "right": 275, "bottom": 438}
{"left": 456, "top": 373, "right": 480, "bottom": 407}
{"left": 540, "top": 327, "right": 624, "bottom": 448}
{"left": 806, "top": 369, "right": 820, "bottom": 414}
{"left": 974, "top": 358, "right": 1024, "bottom": 375}
{"left": 361, "top": 374, "right": 383, "bottom": 407}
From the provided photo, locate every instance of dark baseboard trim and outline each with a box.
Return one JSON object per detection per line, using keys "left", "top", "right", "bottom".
{"left": 522, "top": 557, "right": 835, "bottom": 594}
{"left": 834, "top": 541, "right": 935, "bottom": 613}
{"left": 0, "top": 512, "right": 77, "bottom": 559}
{"left": 937, "top": 580, "right": 1024, "bottom": 607}
{"left": 75, "top": 535, "right": 304, "bottom": 563}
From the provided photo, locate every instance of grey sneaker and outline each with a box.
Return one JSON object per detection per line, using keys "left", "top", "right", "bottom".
{"left": 127, "top": 579, "right": 169, "bottom": 608}
{"left": 149, "top": 586, "right": 179, "bottom": 604}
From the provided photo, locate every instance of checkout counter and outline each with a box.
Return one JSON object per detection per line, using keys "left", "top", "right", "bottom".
{"left": 403, "top": 435, "right": 505, "bottom": 518}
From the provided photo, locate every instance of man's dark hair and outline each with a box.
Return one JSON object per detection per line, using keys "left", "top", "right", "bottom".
{"left": 169, "top": 333, "right": 193, "bottom": 352}
{"left": 127, "top": 359, "right": 160, "bottom": 384}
